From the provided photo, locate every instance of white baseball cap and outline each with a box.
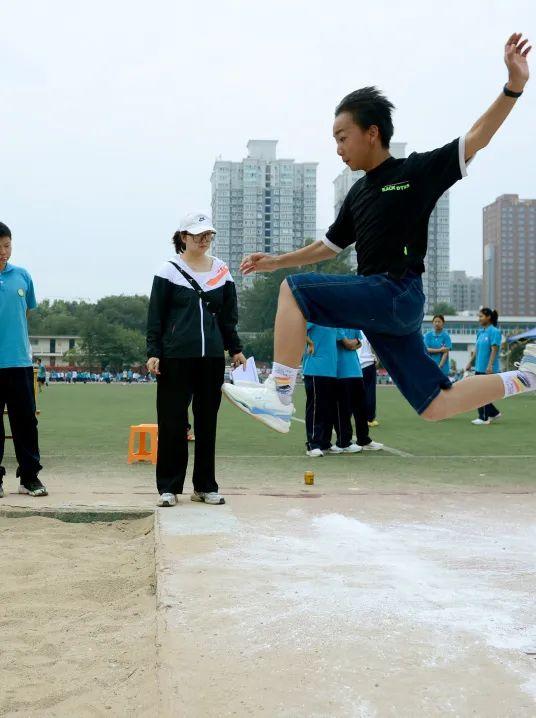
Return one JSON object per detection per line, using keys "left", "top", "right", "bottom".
{"left": 179, "top": 212, "right": 216, "bottom": 235}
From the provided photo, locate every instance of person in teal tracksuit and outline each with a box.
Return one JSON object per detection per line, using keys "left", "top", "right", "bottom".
{"left": 302, "top": 323, "right": 338, "bottom": 457}
{"left": 466, "top": 307, "right": 503, "bottom": 424}
{"left": 424, "top": 314, "right": 452, "bottom": 377}
{"left": 331, "top": 328, "right": 383, "bottom": 453}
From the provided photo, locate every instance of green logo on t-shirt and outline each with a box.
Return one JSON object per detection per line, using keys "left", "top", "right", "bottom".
{"left": 382, "top": 181, "right": 411, "bottom": 192}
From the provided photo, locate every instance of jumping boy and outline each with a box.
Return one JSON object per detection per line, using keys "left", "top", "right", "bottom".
{"left": 223, "top": 34, "right": 536, "bottom": 433}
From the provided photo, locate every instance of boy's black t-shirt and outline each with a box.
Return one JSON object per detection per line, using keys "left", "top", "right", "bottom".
{"left": 325, "top": 137, "right": 469, "bottom": 277}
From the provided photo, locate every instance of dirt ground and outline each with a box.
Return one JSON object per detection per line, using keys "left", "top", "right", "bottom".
{"left": 0, "top": 515, "right": 158, "bottom": 718}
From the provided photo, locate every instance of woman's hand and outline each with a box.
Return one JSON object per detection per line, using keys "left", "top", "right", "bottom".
{"left": 146, "top": 357, "right": 161, "bottom": 375}
{"left": 231, "top": 352, "right": 247, "bottom": 369}
{"left": 240, "top": 253, "right": 279, "bottom": 275}
{"left": 486, "top": 366, "right": 493, "bottom": 375}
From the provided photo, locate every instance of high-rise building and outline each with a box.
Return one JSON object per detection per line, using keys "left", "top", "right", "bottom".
{"left": 449, "top": 270, "right": 483, "bottom": 312}
{"left": 332, "top": 141, "right": 450, "bottom": 312}
{"left": 483, "top": 194, "right": 536, "bottom": 315}
{"left": 211, "top": 140, "right": 317, "bottom": 291}
{"left": 423, "top": 191, "right": 450, "bottom": 313}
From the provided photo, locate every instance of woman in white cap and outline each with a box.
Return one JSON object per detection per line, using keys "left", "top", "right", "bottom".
{"left": 146, "top": 212, "right": 246, "bottom": 507}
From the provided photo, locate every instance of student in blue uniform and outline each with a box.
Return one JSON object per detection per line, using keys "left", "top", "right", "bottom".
{"left": 332, "top": 329, "right": 383, "bottom": 453}
{"left": 0, "top": 222, "right": 47, "bottom": 498}
{"left": 302, "top": 323, "right": 338, "bottom": 457}
{"left": 424, "top": 315, "right": 452, "bottom": 377}
{"left": 465, "top": 308, "right": 502, "bottom": 425}
{"left": 35, "top": 358, "right": 47, "bottom": 392}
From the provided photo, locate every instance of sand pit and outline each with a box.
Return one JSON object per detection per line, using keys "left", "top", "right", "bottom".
{"left": 0, "top": 515, "right": 158, "bottom": 717}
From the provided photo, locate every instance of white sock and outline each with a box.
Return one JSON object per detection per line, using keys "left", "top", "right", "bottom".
{"left": 271, "top": 362, "right": 298, "bottom": 405}
{"left": 500, "top": 370, "right": 536, "bottom": 398}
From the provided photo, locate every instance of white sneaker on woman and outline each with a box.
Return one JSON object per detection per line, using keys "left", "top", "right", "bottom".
{"left": 471, "top": 418, "right": 491, "bottom": 426}
{"left": 191, "top": 491, "right": 225, "bottom": 505}
{"left": 157, "top": 493, "right": 177, "bottom": 507}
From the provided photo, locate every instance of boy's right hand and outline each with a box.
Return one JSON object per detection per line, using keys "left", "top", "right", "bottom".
{"left": 240, "top": 253, "right": 279, "bottom": 275}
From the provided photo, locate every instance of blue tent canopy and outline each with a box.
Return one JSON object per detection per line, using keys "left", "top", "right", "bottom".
{"left": 507, "top": 328, "right": 536, "bottom": 343}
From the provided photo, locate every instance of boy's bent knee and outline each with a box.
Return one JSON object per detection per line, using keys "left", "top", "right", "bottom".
{"left": 420, "top": 393, "right": 447, "bottom": 422}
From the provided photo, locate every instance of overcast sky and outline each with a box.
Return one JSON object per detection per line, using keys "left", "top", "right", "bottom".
{"left": 2, "top": 0, "right": 535, "bottom": 301}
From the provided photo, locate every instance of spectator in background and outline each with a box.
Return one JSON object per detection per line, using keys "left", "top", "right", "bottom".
{"left": 332, "top": 329, "right": 383, "bottom": 454}
{"left": 466, "top": 308, "right": 503, "bottom": 425}
{"left": 0, "top": 222, "right": 47, "bottom": 498}
{"left": 357, "top": 332, "right": 379, "bottom": 427}
{"left": 424, "top": 314, "right": 452, "bottom": 378}
{"left": 302, "top": 323, "right": 338, "bottom": 457}
{"left": 35, "top": 358, "right": 47, "bottom": 392}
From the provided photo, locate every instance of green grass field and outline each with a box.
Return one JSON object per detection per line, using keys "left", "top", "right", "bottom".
{"left": 13, "top": 382, "right": 534, "bottom": 494}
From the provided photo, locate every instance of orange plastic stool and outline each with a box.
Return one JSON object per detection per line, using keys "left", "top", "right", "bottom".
{"left": 128, "top": 424, "right": 158, "bottom": 464}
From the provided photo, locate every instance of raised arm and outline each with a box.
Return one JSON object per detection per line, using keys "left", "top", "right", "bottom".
{"left": 465, "top": 33, "right": 530, "bottom": 160}
{"left": 240, "top": 240, "right": 336, "bottom": 276}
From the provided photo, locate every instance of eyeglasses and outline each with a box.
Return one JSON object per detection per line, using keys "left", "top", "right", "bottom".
{"left": 185, "top": 232, "right": 215, "bottom": 244}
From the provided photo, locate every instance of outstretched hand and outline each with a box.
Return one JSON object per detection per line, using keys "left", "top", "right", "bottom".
{"left": 505, "top": 33, "right": 531, "bottom": 91}
{"left": 240, "top": 253, "right": 279, "bottom": 275}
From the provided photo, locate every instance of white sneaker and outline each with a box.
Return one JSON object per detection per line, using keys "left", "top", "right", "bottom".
{"left": 191, "top": 491, "right": 225, "bottom": 505}
{"left": 517, "top": 343, "right": 536, "bottom": 376}
{"left": 222, "top": 376, "right": 293, "bottom": 433}
{"left": 360, "top": 441, "right": 384, "bottom": 451}
{"left": 342, "top": 443, "right": 362, "bottom": 454}
{"left": 306, "top": 448, "right": 324, "bottom": 457}
{"left": 489, "top": 413, "right": 502, "bottom": 422}
{"left": 328, "top": 445, "right": 344, "bottom": 454}
{"left": 157, "top": 493, "right": 177, "bottom": 507}
{"left": 471, "top": 419, "right": 491, "bottom": 426}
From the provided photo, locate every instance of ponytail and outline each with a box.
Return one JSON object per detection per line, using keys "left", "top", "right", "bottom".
{"left": 481, "top": 307, "right": 499, "bottom": 327}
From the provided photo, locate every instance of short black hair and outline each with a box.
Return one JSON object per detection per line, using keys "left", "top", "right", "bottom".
{"left": 335, "top": 86, "right": 395, "bottom": 149}
{"left": 172, "top": 231, "right": 186, "bottom": 254}
{"left": 433, "top": 314, "right": 445, "bottom": 323}
{"left": 0, "top": 222, "right": 12, "bottom": 239}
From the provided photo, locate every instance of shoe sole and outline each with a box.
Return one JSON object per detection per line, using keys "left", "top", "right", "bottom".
{"left": 222, "top": 388, "right": 291, "bottom": 434}
{"left": 18, "top": 486, "right": 48, "bottom": 497}
{"left": 158, "top": 500, "right": 177, "bottom": 507}
{"left": 362, "top": 445, "right": 383, "bottom": 451}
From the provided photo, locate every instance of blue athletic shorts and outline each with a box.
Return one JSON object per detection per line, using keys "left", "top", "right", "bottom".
{"left": 287, "top": 271, "right": 452, "bottom": 414}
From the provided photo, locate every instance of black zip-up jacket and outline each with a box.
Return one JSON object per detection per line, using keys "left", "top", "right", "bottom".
{"left": 146, "top": 255, "right": 243, "bottom": 359}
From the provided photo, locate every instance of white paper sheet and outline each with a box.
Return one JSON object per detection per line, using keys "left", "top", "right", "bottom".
{"left": 231, "top": 356, "right": 260, "bottom": 384}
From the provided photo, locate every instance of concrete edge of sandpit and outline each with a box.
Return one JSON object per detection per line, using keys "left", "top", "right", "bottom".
{"left": 153, "top": 509, "right": 175, "bottom": 718}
